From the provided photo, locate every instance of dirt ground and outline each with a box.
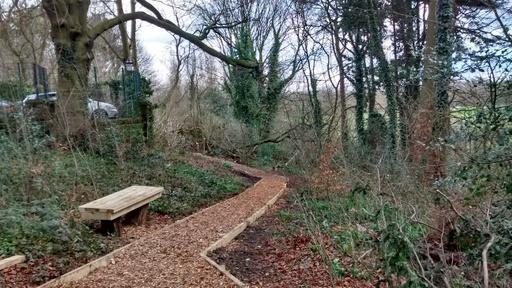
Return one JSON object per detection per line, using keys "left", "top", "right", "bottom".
{"left": 209, "top": 195, "right": 381, "bottom": 288}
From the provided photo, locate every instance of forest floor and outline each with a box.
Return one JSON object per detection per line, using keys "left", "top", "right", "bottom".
{"left": 209, "top": 184, "right": 384, "bottom": 287}
{"left": 4, "top": 154, "right": 387, "bottom": 287}
{"left": 2, "top": 213, "right": 173, "bottom": 287}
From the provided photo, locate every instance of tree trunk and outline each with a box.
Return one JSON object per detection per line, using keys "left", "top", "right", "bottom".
{"left": 308, "top": 77, "right": 323, "bottom": 145}
{"left": 367, "top": 56, "right": 377, "bottom": 114}
{"left": 410, "top": 0, "right": 437, "bottom": 180}
{"left": 43, "top": 0, "right": 94, "bottom": 142}
{"left": 392, "top": 0, "right": 419, "bottom": 152}
{"left": 115, "top": 0, "right": 130, "bottom": 62}
{"left": 130, "top": 0, "right": 139, "bottom": 70}
{"left": 367, "top": 0, "right": 398, "bottom": 155}
{"left": 353, "top": 32, "right": 366, "bottom": 145}
{"left": 331, "top": 25, "right": 348, "bottom": 144}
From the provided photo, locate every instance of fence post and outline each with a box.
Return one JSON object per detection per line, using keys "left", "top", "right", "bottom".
{"left": 17, "top": 63, "right": 23, "bottom": 100}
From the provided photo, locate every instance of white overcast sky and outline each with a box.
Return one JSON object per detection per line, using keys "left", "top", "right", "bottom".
{"left": 123, "top": 0, "right": 193, "bottom": 83}
{"left": 137, "top": 22, "right": 173, "bottom": 82}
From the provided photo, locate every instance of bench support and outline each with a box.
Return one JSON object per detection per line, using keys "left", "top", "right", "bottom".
{"left": 125, "top": 204, "right": 149, "bottom": 225}
{"left": 99, "top": 205, "right": 149, "bottom": 237}
{"left": 100, "top": 219, "right": 122, "bottom": 237}
{"left": 79, "top": 186, "right": 163, "bottom": 237}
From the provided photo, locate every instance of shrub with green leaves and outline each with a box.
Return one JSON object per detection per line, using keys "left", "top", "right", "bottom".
{"left": 0, "top": 199, "right": 106, "bottom": 259}
{"left": 149, "top": 162, "right": 247, "bottom": 216}
{"left": 0, "top": 80, "right": 30, "bottom": 102}
{"left": 291, "top": 186, "right": 429, "bottom": 286}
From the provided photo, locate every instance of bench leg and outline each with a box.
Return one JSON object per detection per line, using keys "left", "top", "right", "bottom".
{"left": 114, "top": 219, "right": 122, "bottom": 237}
{"left": 100, "top": 219, "right": 123, "bottom": 237}
{"left": 138, "top": 204, "right": 149, "bottom": 225}
{"left": 125, "top": 204, "right": 149, "bottom": 226}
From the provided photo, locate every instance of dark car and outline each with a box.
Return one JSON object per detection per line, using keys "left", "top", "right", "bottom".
{"left": 22, "top": 92, "right": 57, "bottom": 121}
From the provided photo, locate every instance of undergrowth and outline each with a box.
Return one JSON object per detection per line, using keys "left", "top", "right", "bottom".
{"left": 280, "top": 186, "right": 428, "bottom": 287}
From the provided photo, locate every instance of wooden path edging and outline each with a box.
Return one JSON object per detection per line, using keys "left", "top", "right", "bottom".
{"left": 37, "top": 243, "right": 135, "bottom": 288}
{"left": 200, "top": 176, "right": 287, "bottom": 288}
{"left": 37, "top": 155, "right": 285, "bottom": 288}
{"left": 0, "top": 255, "right": 26, "bottom": 271}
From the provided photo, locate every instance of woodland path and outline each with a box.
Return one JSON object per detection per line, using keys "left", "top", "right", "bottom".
{"left": 61, "top": 154, "right": 287, "bottom": 288}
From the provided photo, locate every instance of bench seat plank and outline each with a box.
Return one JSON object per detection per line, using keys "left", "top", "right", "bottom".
{"left": 79, "top": 186, "right": 163, "bottom": 221}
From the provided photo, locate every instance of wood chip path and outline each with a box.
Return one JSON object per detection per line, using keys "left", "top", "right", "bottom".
{"left": 63, "top": 155, "right": 287, "bottom": 288}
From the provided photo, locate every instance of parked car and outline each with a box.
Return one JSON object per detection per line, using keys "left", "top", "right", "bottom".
{"left": 87, "top": 98, "right": 119, "bottom": 119}
{"left": 0, "top": 100, "right": 15, "bottom": 128}
{"left": 22, "top": 92, "right": 118, "bottom": 119}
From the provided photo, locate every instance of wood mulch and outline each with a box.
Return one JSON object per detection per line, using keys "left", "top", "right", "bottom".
{"left": 54, "top": 157, "right": 287, "bottom": 287}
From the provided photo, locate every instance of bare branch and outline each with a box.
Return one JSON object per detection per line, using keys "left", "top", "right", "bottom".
{"left": 90, "top": 11, "right": 257, "bottom": 69}
{"left": 482, "top": 234, "right": 496, "bottom": 288}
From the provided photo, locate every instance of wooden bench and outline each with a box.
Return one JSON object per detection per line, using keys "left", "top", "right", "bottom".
{"left": 79, "top": 185, "right": 163, "bottom": 236}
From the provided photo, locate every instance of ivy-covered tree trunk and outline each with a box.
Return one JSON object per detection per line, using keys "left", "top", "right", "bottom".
{"left": 402, "top": 0, "right": 420, "bottom": 149}
{"left": 392, "top": 0, "right": 420, "bottom": 152}
{"left": 227, "top": 25, "right": 295, "bottom": 141}
{"left": 430, "top": 0, "right": 455, "bottom": 178}
{"left": 366, "top": 54, "right": 386, "bottom": 151}
{"left": 367, "top": 56, "right": 377, "bottom": 114}
{"left": 259, "top": 33, "right": 282, "bottom": 140}
{"left": 367, "top": 0, "right": 398, "bottom": 155}
{"left": 43, "top": 0, "right": 93, "bottom": 141}
{"left": 226, "top": 24, "right": 259, "bottom": 137}
{"left": 308, "top": 77, "right": 323, "bottom": 144}
{"left": 353, "top": 32, "right": 366, "bottom": 144}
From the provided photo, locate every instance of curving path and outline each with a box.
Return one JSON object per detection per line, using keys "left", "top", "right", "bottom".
{"left": 58, "top": 154, "right": 287, "bottom": 288}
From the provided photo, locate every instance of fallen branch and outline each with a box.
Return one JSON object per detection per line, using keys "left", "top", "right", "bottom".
{"left": 357, "top": 248, "right": 373, "bottom": 262}
{"left": 436, "top": 189, "right": 467, "bottom": 221}
{"left": 244, "top": 125, "right": 300, "bottom": 149}
{"left": 443, "top": 275, "right": 452, "bottom": 288}
{"left": 482, "top": 234, "right": 496, "bottom": 288}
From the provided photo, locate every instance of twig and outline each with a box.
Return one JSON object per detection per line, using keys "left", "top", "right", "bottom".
{"left": 412, "top": 220, "right": 443, "bottom": 233}
{"left": 436, "top": 189, "right": 466, "bottom": 221}
{"left": 482, "top": 234, "right": 496, "bottom": 288}
{"left": 408, "top": 204, "right": 443, "bottom": 233}
{"left": 357, "top": 248, "right": 373, "bottom": 262}
{"left": 443, "top": 275, "right": 452, "bottom": 288}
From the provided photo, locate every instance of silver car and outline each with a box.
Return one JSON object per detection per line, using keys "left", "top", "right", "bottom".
{"left": 22, "top": 92, "right": 118, "bottom": 118}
